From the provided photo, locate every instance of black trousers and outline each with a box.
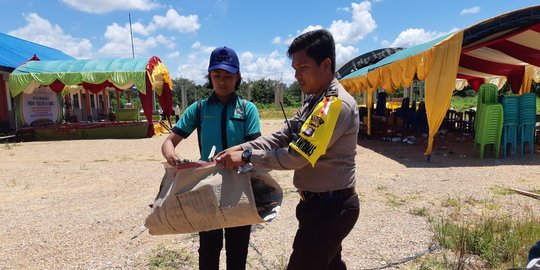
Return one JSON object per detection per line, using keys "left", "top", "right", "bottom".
{"left": 198, "top": 225, "right": 251, "bottom": 270}
{"left": 287, "top": 193, "right": 360, "bottom": 270}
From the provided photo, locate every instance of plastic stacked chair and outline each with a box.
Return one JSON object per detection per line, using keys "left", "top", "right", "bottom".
{"left": 518, "top": 93, "right": 537, "bottom": 159}
{"left": 475, "top": 104, "right": 504, "bottom": 159}
{"left": 474, "top": 83, "right": 499, "bottom": 146}
{"left": 501, "top": 96, "right": 519, "bottom": 158}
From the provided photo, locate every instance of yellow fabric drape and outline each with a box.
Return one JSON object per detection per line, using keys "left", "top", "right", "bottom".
{"left": 424, "top": 31, "right": 464, "bottom": 155}
{"left": 415, "top": 50, "right": 435, "bottom": 81}
{"left": 519, "top": 65, "right": 536, "bottom": 94}
{"left": 380, "top": 66, "right": 394, "bottom": 93}
{"left": 339, "top": 32, "right": 463, "bottom": 155}
{"left": 390, "top": 64, "right": 402, "bottom": 90}
{"left": 366, "top": 88, "right": 374, "bottom": 135}
{"left": 367, "top": 69, "right": 380, "bottom": 91}
{"left": 401, "top": 57, "right": 417, "bottom": 87}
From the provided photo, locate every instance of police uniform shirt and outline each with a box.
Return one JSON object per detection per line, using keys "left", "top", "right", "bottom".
{"left": 172, "top": 92, "right": 261, "bottom": 161}
{"left": 240, "top": 78, "right": 359, "bottom": 192}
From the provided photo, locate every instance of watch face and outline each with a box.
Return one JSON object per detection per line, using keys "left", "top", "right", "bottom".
{"left": 242, "top": 149, "right": 251, "bottom": 162}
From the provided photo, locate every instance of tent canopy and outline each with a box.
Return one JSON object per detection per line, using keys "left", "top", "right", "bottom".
{"left": 0, "top": 32, "right": 73, "bottom": 71}
{"left": 339, "top": 5, "right": 540, "bottom": 156}
{"left": 336, "top": 47, "right": 403, "bottom": 79}
{"left": 8, "top": 56, "right": 174, "bottom": 136}
{"left": 9, "top": 57, "right": 172, "bottom": 96}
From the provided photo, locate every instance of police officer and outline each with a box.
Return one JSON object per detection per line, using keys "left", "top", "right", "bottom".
{"left": 215, "top": 29, "right": 360, "bottom": 270}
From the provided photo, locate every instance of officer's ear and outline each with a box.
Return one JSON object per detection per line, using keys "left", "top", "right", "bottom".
{"left": 322, "top": 58, "right": 332, "bottom": 73}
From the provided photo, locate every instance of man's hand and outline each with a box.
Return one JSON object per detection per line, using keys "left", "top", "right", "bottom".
{"left": 215, "top": 149, "right": 245, "bottom": 170}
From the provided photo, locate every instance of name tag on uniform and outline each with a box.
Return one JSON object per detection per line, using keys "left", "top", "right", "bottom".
{"left": 290, "top": 96, "right": 342, "bottom": 166}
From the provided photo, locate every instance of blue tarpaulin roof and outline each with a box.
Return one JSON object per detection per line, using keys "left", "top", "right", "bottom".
{"left": 0, "top": 32, "right": 74, "bottom": 70}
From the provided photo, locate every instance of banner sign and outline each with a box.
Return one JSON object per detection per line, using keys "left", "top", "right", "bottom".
{"left": 19, "top": 87, "right": 61, "bottom": 126}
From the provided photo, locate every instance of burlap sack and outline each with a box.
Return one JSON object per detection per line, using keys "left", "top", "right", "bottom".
{"left": 145, "top": 162, "right": 282, "bottom": 235}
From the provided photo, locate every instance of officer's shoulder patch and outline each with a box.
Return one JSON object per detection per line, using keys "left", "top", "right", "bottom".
{"left": 325, "top": 86, "right": 338, "bottom": 97}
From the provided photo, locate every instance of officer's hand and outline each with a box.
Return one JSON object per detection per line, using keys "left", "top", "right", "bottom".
{"left": 215, "top": 150, "right": 245, "bottom": 170}
{"left": 214, "top": 145, "right": 242, "bottom": 161}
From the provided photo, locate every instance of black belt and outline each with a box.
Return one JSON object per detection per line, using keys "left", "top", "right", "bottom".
{"left": 298, "top": 187, "right": 356, "bottom": 201}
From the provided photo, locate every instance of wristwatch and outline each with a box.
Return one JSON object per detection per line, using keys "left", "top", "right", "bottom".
{"left": 241, "top": 148, "right": 252, "bottom": 163}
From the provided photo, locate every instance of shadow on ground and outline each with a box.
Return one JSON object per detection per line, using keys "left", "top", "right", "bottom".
{"left": 357, "top": 131, "right": 540, "bottom": 168}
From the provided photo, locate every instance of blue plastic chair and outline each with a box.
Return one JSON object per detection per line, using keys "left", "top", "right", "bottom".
{"left": 501, "top": 96, "right": 519, "bottom": 158}
{"left": 518, "top": 93, "right": 537, "bottom": 159}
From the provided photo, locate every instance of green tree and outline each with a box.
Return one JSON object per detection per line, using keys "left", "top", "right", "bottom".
{"left": 284, "top": 81, "right": 302, "bottom": 106}
{"left": 250, "top": 79, "right": 277, "bottom": 104}
{"left": 172, "top": 78, "right": 212, "bottom": 107}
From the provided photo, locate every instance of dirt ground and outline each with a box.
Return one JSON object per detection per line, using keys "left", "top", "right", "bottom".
{"left": 1, "top": 119, "right": 539, "bottom": 269}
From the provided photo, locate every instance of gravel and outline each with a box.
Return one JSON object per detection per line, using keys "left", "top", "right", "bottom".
{"left": 1, "top": 119, "right": 539, "bottom": 269}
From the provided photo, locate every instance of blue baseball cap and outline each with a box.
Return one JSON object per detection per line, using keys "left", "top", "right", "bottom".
{"left": 208, "top": 46, "right": 240, "bottom": 74}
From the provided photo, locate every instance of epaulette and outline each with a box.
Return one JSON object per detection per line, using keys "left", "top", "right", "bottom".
{"left": 325, "top": 86, "right": 338, "bottom": 97}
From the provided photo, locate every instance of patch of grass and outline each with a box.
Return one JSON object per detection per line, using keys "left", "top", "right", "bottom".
{"left": 489, "top": 186, "right": 514, "bottom": 196}
{"left": 429, "top": 210, "right": 540, "bottom": 269}
{"left": 375, "top": 185, "right": 388, "bottom": 191}
{"left": 463, "top": 196, "right": 482, "bottom": 206}
{"left": 2, "top": 142, "right": 19, "bottom": 150}
{"left": 79, "top": 163, "right": 88, "bottom": 170}
{"left": 450, "top": 96, "right": 477, "bottom": 112}
{"left": 93, "top": 159, "right": 109, "bottom": 162}
{"left": 441, "top": 197, "right": 460, "bottom": 208}
{"left": 148, "top": 245, "right": 195, "bottom": 270}
{"left": 415, "top": 255, "right": 450, "bottom": 270}
{"left": 409, "top": 206, "right": 429, "bottom": 217}
{"left": 257, "top": 106, "right": 297, "bottom": 119}
{"left": 384, "top": 192, "right": 407, "bottom": 208}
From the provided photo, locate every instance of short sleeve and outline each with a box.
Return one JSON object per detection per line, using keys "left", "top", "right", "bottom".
{"left": 244, "top": 101, "right": 261, "bottom": 141}
{"left": 173, "top": 102, "right": 198, "bottom": 138}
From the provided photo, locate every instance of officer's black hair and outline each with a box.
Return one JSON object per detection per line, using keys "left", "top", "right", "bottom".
{"left": 287, "top": 29, "right": 336, "bottom": 73}
{"left": 205, "top": 73, "right": 242, "bottom": 90}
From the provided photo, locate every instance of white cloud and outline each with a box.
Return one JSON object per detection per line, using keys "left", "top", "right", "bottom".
{"left": 61, "top": 0, "right": 160, "bottom": 14}
{"left": 130, "top": 22, "right": 151, "bottom": 36}
{"left": 241, "top": 50, "right": 290, "bottom": 82}
{"left": 461, "top": 6, "right": 480, "bottom": 15}
{"left": 273, "top": 25, "right": 322, "bottom": 46}
{"left": 97, "top": 22, "right": 173, "bottom": 58}
{"left": 301, "top": 25, "right": 324, "bottom": 35}
{"left": 168, "top": 51, "right": 180, "bottom": 58}
{"left": 147, "top": 9, "right": 200, "bottom": 33}
{"left": 191, "top": 42, "right": 215, "bottom": 54}
{"left": 172, "top": 44, "right": 294, "bottom": 84}
{"left": 8, "top": 13, "right": 92, "bottom": 59}
{"left": 272, "top": 1, "right": 376, "bottom": 71}
{"left": 97, "top": 8, "right": 199, "bottom": 58}
{"left": 385, "top": 28, "right": 454, "bottom": 48}
{"left": 335, "top": 44, "right": 358, "bottom": 68}
{"left": 329, "top": 1, "right": 377, "bottom": 45}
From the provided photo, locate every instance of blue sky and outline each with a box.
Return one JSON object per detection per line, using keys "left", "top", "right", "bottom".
{"left": 1, "top": 0, "right": 538, "bottom": 84}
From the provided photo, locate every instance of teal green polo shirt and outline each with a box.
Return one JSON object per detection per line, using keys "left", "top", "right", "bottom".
{"left": 172, "top": 92, "right": 261, "bottom": 161}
